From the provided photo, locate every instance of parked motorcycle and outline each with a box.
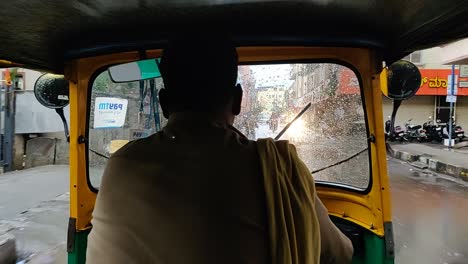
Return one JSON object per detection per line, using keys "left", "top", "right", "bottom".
{"left": 385, "top": 117, "right": 391, "bottom": 139}
{"left": 393, "top": 125, "right": 408, "bottom": 142}
{"left": 385, "top": 117, "right": 407, "bottom": 142}
{"left": 423, "top": 118, "right": 443, "bottom": 143}
{"left": 455, "top": 125, "right": 465, "bottom": 140}
{"left": 405, "top": 119, "right": 427, "bottom": 142}
{"left": 443, "top": 119, "right": 465, "bottom": 142}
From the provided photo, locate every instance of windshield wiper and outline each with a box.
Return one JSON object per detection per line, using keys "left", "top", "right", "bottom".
{"left": 275, "top": 102, "right": 312, "bottom": 140}
{"left": 89, "top": 148, "right": 110, "bottom": 159}
{"left": 273, "top": 102, "right": 367, "bottom": 174}
{"left": 311, "top": 148, "right": 368, "bottom": 174}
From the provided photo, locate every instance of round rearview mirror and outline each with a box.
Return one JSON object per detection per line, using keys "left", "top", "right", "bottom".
{"left": 384, "top": 60, "right": 421, "bottom": 101}
{"left": 34, "top": 73, "right": 69, "bottom": 109}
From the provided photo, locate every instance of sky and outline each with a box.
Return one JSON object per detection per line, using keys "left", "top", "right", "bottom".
{"left": 249, "top": 64, "right": 293, "bottom": 88}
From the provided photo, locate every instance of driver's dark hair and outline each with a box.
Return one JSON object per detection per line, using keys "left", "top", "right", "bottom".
{"left": 159, "top": 33, "right": 238, "bottom": 112}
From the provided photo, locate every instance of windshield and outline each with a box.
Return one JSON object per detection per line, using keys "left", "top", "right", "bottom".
{"left": 88, "top": 62, "right": 370, "bottom": 190}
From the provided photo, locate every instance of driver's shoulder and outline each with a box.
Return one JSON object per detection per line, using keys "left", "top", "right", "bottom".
{"left": 110, "top": 132, "right": 164, "bottom": 161}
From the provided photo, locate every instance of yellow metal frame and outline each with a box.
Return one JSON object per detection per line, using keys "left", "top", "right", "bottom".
{"left": 66, "top": 47, "right": 391, "bottom": 237}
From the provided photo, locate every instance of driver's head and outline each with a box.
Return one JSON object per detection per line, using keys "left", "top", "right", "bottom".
{"left": 159, "top": 33, "right": 242, "bottom": 122}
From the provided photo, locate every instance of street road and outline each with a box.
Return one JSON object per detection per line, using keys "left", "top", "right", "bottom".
{"left": 0, "top": 165, "right": 68, "bottom": 220}
{"left": 0, "top": 165, "right": 69, "bottom": 260}
{"left": 2, "top": 160, "right": 468, "bottom": 263}
{"left": 389, "top": 158, "right": 468, "bottom": 264}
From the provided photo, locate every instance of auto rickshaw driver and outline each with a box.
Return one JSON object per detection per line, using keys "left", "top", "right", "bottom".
{"left": 86, "top": 34, "right": 353, "bottom": 264}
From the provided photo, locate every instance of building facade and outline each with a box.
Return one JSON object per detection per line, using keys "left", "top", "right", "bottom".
{"left": 287, "top": 63, "right": 361, "bottom": 107}
{"left": 0, "top": 68, "right": 69, "bottom": 170}
{"left": 382, "top": 43, "right": 468, "bottom": 129}
{"left": 287, "top": 64, "right": 338, "bottom": 107}
{"left": 238, "top": 66, "right": 257, "bottom": 112}
{"left": 256, "top": 86, "right": 287, "bottom": 111}
{"left": 1, "top": 68, "right": 43, "bottom": 91}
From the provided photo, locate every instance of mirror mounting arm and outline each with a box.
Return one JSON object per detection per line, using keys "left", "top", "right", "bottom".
{"left": 386, "top": 99, "right": 402, "bottom": 156}
{"left": 389, "top": 100, "right": 402, "bottom": 139}
{"left": 55, "top": 108, "right": 70, "bottom": 142}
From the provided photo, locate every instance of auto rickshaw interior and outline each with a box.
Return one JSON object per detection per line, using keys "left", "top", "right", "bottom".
{"left": 2, "top": 1, "right": 468, "bottom": 264}
{"left": 31, "top": 46, "right": 423, "bottom": 264}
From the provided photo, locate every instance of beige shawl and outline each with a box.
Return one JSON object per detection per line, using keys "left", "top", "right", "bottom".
{"left": 257, "top": 138, "right": 321, "bottom": 264}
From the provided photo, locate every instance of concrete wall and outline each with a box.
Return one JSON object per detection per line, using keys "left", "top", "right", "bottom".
{"left": 403, "top": 47, "right": 453, "bottom": 70}
{"left": 24, "top": 135, "right": 69, "bottom": 169}
{"left": 11, "top": 132, "right": 69, "bottom": 170}
{"left": 382, "top": 95, "right": 435, "bottom": 127}
{"left": 13, "top": 135, "right": 25, "bottom": 170}
{"left": 25, "top": 138, "right": 56, "bottom": 168}
{"left": 14, "top": 91, "right": 70, "bottom": 134}
{"left": 439, "top": 38, "right": 468, "bottom": 64}
{"left": 456, "top": 96, "right": 468, "bottom": 128}
{"left": 43, "top": 132, "right": 69, "bottom": 165}
{"left": 417, "top": 47, "right": 452, "bottom": 70}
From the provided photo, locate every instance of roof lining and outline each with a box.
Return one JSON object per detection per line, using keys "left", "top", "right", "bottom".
{"left": 1, "top": 0, "right": 467, "bottom": 72}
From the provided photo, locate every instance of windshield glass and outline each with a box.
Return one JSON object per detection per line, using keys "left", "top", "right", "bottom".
{"left": 88, "top": 62, "right": 370, "bottom": 190}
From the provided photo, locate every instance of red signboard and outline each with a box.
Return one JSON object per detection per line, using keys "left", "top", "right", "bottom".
{"left": 337, "top": 69, "right": 468, "bottom": 96}
{"left": 336, "top": 68, "right": 468, "bottom": 96}
{"left": 417, "top": 69, "right": 468, "bottom": 96}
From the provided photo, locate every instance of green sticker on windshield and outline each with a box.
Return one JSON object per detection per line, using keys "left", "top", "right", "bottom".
{"left": 137, "top": 59, "right": 161, "bottom": 79}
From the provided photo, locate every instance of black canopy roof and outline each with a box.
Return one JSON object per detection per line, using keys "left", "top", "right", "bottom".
{"left": 1, "top": 0, "right": 468, "bottom": 72}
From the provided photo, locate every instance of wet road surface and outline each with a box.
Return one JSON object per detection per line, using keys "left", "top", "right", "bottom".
{"left": 2, "top": 161, "right": 468, "bottom": 263}
{"left": 0, "top": 165, "right": 69, "bottom": 261}
{"left": 0, "top": 165, "right": 68, "bottom": 220}
{"left": 389, "top": 158, "right": 468, "bottom": 264}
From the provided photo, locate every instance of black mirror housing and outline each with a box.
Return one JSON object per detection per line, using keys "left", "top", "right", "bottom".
{"left": 383, "top": 60, "right": 422, "bottom": 101}
{"left": 34, "top": 73, "right": 69, "bottom": 109}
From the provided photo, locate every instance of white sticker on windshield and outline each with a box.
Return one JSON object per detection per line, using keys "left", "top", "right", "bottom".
{"left": 93, "top": 97, "right": 128, "bottom": 129}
